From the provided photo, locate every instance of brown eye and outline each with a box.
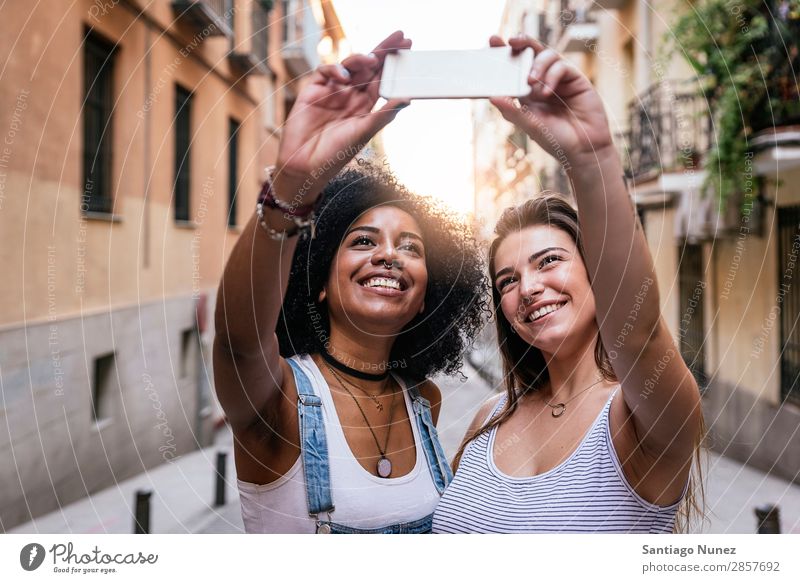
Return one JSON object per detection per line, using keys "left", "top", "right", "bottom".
{"left": 400, "top": 241, "right": 423, "bottom": 255}
{"left": 497, "top": 276, "right": 517, "bottom": 291}
{"left": 351, "top": 236, "right": 374, "bottom": 247}
{"left": 538, "top": 255, "right": 560, "bottom": 269}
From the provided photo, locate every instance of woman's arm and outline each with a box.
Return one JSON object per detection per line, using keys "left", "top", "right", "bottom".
{"left": 489, "top": 36, "right": 701, "bottom": 464}
{"left": 213, "top": 32, "right": 413, "bottom": 430}
{"left": 568, "top": 150, "right": 701, "bottom": 462}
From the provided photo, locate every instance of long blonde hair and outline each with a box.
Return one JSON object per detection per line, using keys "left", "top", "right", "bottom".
{"left": 454, "top": 193, "right": 705, "bottom": 532}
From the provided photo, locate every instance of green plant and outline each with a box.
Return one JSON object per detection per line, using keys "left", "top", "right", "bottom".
{"left": 672, "top": 0, "right": 800, "bottom": 211}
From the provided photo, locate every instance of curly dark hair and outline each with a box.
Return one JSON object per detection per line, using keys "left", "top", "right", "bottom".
{"left": 277, "top": 159, "right": 489, "bottom": 381}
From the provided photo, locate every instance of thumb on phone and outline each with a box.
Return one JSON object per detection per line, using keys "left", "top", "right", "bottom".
{"left": 358, "top": 99, "right": 411, "bottom": 140}
{"left": 489, "top": 96, "right": 528, "bottom": 127}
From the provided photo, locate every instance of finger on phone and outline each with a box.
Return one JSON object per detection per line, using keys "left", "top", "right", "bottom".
{"left": 361, "top": 99, "right": 411, "bottom": 137}
{"left": 542, "top": 61, "right": 571, "bottom": 96}
{"left": 371, "top": 30, "right": 413, "bottom": 60}
{"left": 383, "top": 99, "right": 411, "bottom": 112}
{"left": 341, "top": 53, "right": 379, "bottom": 72}
{"left": 509, "top": 35, "right": 546, "bottom": 54}
{"left": 315, "top": 63, "right": 352, "bottom": 84}
{"left": 489, "top": 35, "right": 507, "bottom": 47}
{"left": 529, "top": 48, "right": 560, "bottom": 82}
{"left": 489, "top": 96, "right": 526, "bottom": 126}
{"left": 341, "top": 53, "right": 380, "bottom": 89}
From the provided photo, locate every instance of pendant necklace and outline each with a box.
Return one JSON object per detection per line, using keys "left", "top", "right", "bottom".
{"left": 544, "top": 377, "right": 605, "bottom": 418}
{"left": 326, "top": 364, "right": 397, "bottom": 478}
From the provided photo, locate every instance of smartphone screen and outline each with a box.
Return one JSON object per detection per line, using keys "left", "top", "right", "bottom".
{"left": 379, "top": 47, "right": 534, "bottom": 100}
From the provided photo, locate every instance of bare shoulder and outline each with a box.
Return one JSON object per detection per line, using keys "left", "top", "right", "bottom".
{"left": 468, "top": 392, "right": 505, "bottom": 436}
{"left": 417, "top": 378, "right": 442, "bottom": 425}
{"left": 453, "top": 392, "right": 506, "bottom": 471}
{"left": 417, "top": 378, "right": 441, "bottom": 406}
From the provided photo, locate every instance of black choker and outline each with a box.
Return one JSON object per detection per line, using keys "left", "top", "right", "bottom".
{"left": 319, "top": 348, "right": 390, "bottom": 381}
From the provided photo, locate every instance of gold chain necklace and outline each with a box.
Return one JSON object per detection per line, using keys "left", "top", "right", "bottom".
{"left": 544, "top": 377, "right": 605, "bottom": 418}
{"left": 325, "top": 364, "right": 398, "bottom": 478}
{"left": 326, "top": 364, "right": 391, "bottom": 411}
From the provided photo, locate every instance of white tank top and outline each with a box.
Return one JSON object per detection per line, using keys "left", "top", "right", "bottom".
{"left": 237, "top": 354, "right": 441, "bottom": 533}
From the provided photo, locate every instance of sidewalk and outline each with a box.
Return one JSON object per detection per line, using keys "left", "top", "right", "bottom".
{"left": 10, "top": 362, "right": 800, "bottom": 534}
{"left": 8, "top": 427, "right": 244, "bottom": 534}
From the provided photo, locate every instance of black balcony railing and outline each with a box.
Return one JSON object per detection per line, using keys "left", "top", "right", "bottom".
{"left": 228, "top": 2, "right": 270, "bottom": 75}
{"left": 616, "top": 79, "right": 712, "bottom": 181}
{"left": 172, "top": 0, "right": 232, "bottom": 37}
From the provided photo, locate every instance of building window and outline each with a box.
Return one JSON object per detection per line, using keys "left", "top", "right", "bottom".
{"left": 228, "top": 118, "right": 240, "bottom": 227}
{"left": 174, "top": 84, "right": 193, "bottom": 222}
{"left": 92, "top": 352, "right": 116, "bottom": 423}
{"left": 82, "top": 29, "right": 117, "bottom": 214}
{"left": 778, "top": 205, "right": 800, "bottom": 404}
{"left": 678, "top": 242, "right": 707, "bottom": 387}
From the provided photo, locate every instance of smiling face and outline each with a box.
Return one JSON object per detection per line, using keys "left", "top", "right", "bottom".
{"left": 492, "top": 224, "right": 598, "bottom": 357}
{"left": 322, "top": 205, "right": 428, "bottom": 338}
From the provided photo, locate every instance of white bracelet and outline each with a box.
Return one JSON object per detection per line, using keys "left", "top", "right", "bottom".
{"left": 256, "top": 203, "right": 315, "bottom": 241}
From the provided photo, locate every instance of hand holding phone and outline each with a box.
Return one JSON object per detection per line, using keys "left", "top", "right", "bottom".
{"left": 379, "top": 47, "right": 534, "bottom": 100}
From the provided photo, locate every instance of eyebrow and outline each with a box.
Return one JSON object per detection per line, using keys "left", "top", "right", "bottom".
{"left": 345, "top": 225, "right": 424, "bottom": 242}
{"left": 494, "top": 246, "right": 569, "bottom": 281}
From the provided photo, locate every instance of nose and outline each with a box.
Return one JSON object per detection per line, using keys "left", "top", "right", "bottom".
{"left": 372, "top": 243, "right": 402, "bottom": 270}
{"left": 519, "top": 270, "right": 544, "bottom": 306}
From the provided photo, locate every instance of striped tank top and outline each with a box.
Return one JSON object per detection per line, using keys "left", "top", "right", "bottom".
{"left": 432, "top": 390, "right": 684, "bottom": 533}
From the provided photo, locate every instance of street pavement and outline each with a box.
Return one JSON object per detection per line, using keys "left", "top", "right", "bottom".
{"left": 9, "top": 362, "right": 800, "bottom": 534}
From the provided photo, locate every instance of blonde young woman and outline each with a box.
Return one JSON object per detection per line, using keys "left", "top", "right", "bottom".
{"left": 433, "top": 36, "right": 703, "bottom": 533}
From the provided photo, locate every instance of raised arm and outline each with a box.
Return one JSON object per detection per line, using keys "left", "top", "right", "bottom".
{"left": 488, "top": 36, "right": 701, "bottom": 465}
{"left": 213, "top": 32, "right": 412, "bottom": 429}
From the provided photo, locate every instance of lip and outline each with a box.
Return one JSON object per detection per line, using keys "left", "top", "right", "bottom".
{"left": 519, "top": 299, "right": 568, "bottom": 324}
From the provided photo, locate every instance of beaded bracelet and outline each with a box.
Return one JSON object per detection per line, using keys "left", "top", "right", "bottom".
{"left": 256, "top": 166, "right": 316, "bottom": 241}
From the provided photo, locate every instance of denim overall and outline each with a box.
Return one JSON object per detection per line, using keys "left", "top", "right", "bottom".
{"left": 287, "top": 358, "right": 452, "bottom": 534}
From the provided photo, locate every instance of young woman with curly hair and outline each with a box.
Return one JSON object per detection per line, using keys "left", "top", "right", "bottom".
{"left": 213, "top": 32, "right": 486, "bottom": 534}
{"left": 433, "top": 36, "right": 704, "bottom": 533}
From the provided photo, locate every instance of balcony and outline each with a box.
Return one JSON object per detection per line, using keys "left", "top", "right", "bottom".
{"left": 615, "top": 79, "right": 711, "bottom": 183}
{"left": 556, "top": 2, "right": 598, "bottom": 53}
{"left": 171, "top": 0, "right": 232, "bottom": 37}
{"left": 588, "top": 0, "right": 631, "bottom": 10}
{"left": 281, "top": 0, "right": 321, "bottom": 78}
{"left": 749, "top": 53, "right": 800, "bottom": 176}
{"left": 228, "top": 2, "right": 271, "bottom": 75}
{"left": 751, "top": 127, "right": 800, "bottom": 175}
{"left": 616, "top": 79, "right": 772, "bottom": 241}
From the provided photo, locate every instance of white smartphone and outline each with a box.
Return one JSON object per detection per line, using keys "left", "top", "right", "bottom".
{"left": 379, "top": 47, "right": 534, "bottom": 100}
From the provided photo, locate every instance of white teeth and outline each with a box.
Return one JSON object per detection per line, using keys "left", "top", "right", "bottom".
{"left": 528, "top": 302, "right": 566, "bottom": 322}
{"left": 363, "top": 277, "right": 401, "bottom": 290}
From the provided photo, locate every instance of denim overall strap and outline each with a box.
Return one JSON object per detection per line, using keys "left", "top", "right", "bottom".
{"left": 407, "top": 384, "right": 453, "bottom": 494}
{"left": 287, "top": 358, "right": 335, "bottom": 518}
{"left": 326, "top": 513, "right": 433, "bottom": 534}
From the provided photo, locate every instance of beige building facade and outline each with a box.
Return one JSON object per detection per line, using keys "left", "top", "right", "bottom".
{"left": 475, "top": 0, "right": 800, "bottom": 483}
{"left": 0, "top": 0, "right": 342, "bottom": 530}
